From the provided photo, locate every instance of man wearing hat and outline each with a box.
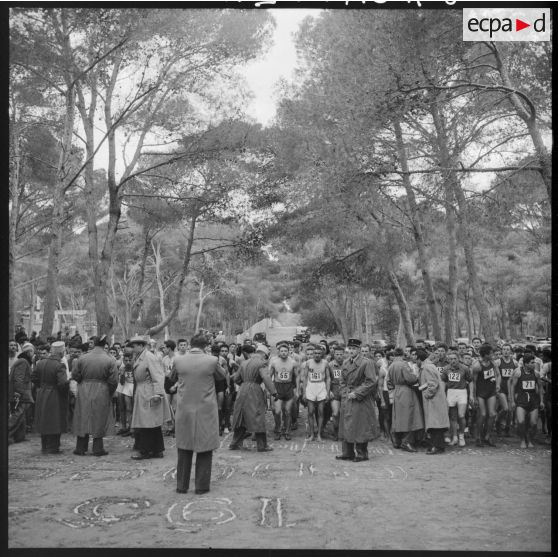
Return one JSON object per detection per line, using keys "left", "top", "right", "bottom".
{"left": 9, "top": 342, "right": 36, "bottom": 437}
{"left": 129, "top": 335, "right": 173, "bottom": 459}
{"left": 72, "top": 335, "right": 118, "bottom": 456}
{"left": 229, "top": 344, "right": 278, "bottom": 452}
{"left": 32, "top": 341, "right": 69, "bottom": 453}
{"left": 269, "top": 341, "right": 299, "bottom": 440}
{"left": 336, "top": 338, "right": 380, "bottom": 462}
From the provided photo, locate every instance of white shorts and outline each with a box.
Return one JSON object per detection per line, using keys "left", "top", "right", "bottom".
{"left": 447, "top": 388, "right": 467, "bottom": 407}
{"left": 305, "top": 382, "right": 327, "bottom": 402}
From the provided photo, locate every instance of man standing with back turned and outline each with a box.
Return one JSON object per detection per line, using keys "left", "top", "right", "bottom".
{"left": 172, "top": 332, "right": 227, "bottom": 494}
{"left": 72, "top": 335, "right": 118, "bottom": 456}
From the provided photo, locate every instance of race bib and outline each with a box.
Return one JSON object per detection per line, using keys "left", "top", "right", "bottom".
{"left": 448, "top": 372, "right": 461, "bottom": 382}
{"left": 332, "top": 368, "right": 341, "bottom": 379}
{"left": 501, "top": 368, "right": 513, "bottom": 378}
{"left": 278, "top": 369, "right": 291, "bottom": 381}
{"left": 309, "top": 370, "right": 322, "bottom": 382}
{"left": 522, "top": 380, "right": 535, "bottom": 390}
{"left": 483, "top": 369, "right": 495, "bottom": 380}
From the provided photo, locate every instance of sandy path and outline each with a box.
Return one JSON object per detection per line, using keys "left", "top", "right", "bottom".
{"left": 8, "top": 409, "right": 551, "bottom": 551}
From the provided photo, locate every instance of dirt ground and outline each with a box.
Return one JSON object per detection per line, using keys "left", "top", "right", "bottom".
{"left": 8, "top": 408, "right": 552, "bottom": 552}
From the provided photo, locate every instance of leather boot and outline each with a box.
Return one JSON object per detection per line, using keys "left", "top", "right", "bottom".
{"left": 335, "top": 441, "right": 355, "bottom": 460}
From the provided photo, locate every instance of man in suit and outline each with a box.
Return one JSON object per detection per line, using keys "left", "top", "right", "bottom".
{"left": 171, "top": 332, "right": 226, "bottom": 494}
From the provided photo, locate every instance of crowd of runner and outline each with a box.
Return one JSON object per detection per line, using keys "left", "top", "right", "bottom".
{"left": 8, "top": 326, "right": 552, "bottom": 459}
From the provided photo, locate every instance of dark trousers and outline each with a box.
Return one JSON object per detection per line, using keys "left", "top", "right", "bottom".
{"left": 231, "top": 427, "right": 268, "bottom": 450}
{"left": 176, "top": 449, "right": 213, "bottom": 492}
{"left": 75, "top": 435, "right": 105, "bottom": 454}
{"left": 135, "top": 427, "right": 164, "bottom": 456}
{"left": 428, "top": 428, "right": 446, "bottom": 450}
{"left": 341, "top": 441, "right": 368, "bottom": 458}
{"left": 341, "top": 441, "right": 355, "bottom": 457}
{"left": 393, "top": 430, "right": 416, "bottom": 447}
{"left": 41, "top": 434, "right": 61, "bottom": 452}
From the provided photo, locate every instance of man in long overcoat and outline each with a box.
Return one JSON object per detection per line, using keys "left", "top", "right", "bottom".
{"left": 32, "top": 341, "right": 69, "bottom": 453}
{"left": 9, "top": 342, "right": 36, "bottom": 435}
{"left": 72, "top": 335, "right": 118, "bottom": 456}
{"left": 171, "top": 332, "right": 226, "bottom": 494}
{"left": 336, "top": 338, "right": 379, "bottom": 462}
{"left": 418, "top": 350, "right": 450, "bottom": 454}
{"left": 129, "top": 336, "right": 173, "bottom": 459}
{"left": 387, "top": 347, "right": 424, "bottom": 452}
{"left": 229, "top": 344, "right": 278, "bottom": 452}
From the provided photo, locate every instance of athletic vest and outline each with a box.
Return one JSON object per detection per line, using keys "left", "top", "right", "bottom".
{"left": 515, "top": 368, "right": 537, "bottom": 403}
{"left": 498, "top": 358, "right": 516, "bottom": 394}
{"left": 271, "top": 357, "right": 296, "bottom": 384}
{"left": 330, "top": 362, "right": 343, "bottom": 385}
{"left": 306, "top": 360, "right": 327, "bottom": 383}
{"left": 476, "top": 360, "right": 496, "bottom": 390}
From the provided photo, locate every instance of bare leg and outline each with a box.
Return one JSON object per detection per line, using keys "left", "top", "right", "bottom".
{"left": 307, "top": 401, "right": 316, "bottom": 440}
{"left": 284, "top": 399, "right": 293, "bottom": 437}
{"left": 516, "top": 406, "right": 527, "bottom": 448}
{"left": 485, "top": 396, "right": 497, "bottom": 445}
{"left": 331, "top": 399, "right": 340, "bottom": 440}
{"left": 316, "top": 401, "right": 325, "bottom": 442}
{"left": 457, "top": 402, "right": 467, "bottom": 435}
{"left": 273, "top": 398, "right": 282, "bottom": 438}
{"left": 449, "top": 406, "right": 458, "bottom": 439}
{"left": 527, "top": 408, "right": 539, "bottom": 448}
{"left": 476, "top": 397, "right": 487, "bottom": 445}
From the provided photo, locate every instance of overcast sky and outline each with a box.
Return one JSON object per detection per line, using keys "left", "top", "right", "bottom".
{"left": 241, "top": 9, "right": 320, "bottom": 125}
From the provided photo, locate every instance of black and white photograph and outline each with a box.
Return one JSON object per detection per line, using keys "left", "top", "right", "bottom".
{"left": 7, "top": 2, "right": 552, "bottom": 552}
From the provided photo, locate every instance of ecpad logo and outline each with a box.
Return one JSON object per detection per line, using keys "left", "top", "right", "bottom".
{"left": 463, "top": 8, "right": 550, "bottom": 42}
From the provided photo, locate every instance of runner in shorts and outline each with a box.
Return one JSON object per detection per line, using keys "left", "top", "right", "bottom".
{"left": 329, "top": 344, "right": 345, "bottom": 440}
{"left": 269, "top": 342, "right": 299, "bottom": 440}
{"left": 494, "top": 343, "right": 517, "bottom": 437}
{"left": 471, "top": 344, "right": 501, "bottom": 447}
{"left": 510, "top": 353, "right": 543, "bottom": 448}
{"left": 300, "top": 344, "right": 330, "bottom": 442}
{"left": 441, "top": 351, "right": 473, "bottom": 447}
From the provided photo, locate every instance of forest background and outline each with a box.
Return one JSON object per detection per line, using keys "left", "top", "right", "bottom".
{"left": 9, "top": 8, "right": 551, "bottom": 346}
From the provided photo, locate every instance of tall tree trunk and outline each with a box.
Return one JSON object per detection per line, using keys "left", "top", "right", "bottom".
{"left": 41, "top": 13, "right": 76, "bottom": 338}
{"left": 455, "top": 302, "right": 462, "bottom": 338}
{"left": 393, "top": 118, "right": 441, "bottom": 341}
{"left": 9, "top": 124, "right": 21, "bottom": 338}
{"left": 444, "top": 205, "right": 458, "bottom": 345}
{"left": 363, "top": 296, "right": 371, "bottom": 344}
{"left": 195, "top": 279, "right": 205, "bottom": 332}
{"left": 430, "top": 103, "right": 496, "bottom": 345}
{"left": 152, "top": 240, "right": 169, "bottom": 340}
{"left": 508, "top": 310, "right": 516, "bottom": 340}
{"left": 387, "top": 270, "right": 415, "bottom": 346}
{"left": 146, "top": 212, "right": 199, "bottom": 336}
{"left": 423, "top": 311, "right": 430, "bottom": 340}
{"left": 129, "top": 230, "right": 152, "bottom": 333}
{"left": 492, "top": 44, "right": 551, "bottom": 205}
